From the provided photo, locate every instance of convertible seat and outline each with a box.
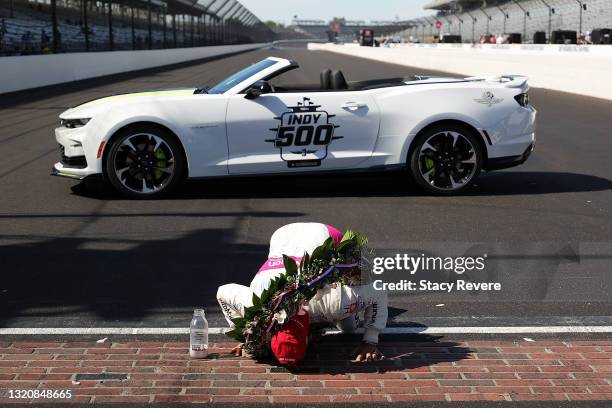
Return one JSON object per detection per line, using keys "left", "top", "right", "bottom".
{"left": 320, "top": 69, "right": 332, "bottom": 90}
{"left": 330, "top": 70, "right": 348, "bottom": 90}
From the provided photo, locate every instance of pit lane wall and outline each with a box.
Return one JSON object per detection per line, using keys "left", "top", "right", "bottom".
{"left": 308, "top": 43, "right": 612, "bottom": 101}
{"left": 0, "top": 43, "right": 268, "bottom": 94}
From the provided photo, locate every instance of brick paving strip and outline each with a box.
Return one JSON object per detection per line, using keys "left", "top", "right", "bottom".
{"left": 0, "top": 340, "right": 610, "bottom": 404}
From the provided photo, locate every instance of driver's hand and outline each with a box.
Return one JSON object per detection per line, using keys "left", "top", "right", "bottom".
{"left": 230, "top": 344, "right": 243, "bottom": 356}
{"left": 352, "top": 342, "right": 384, "bottom": 362}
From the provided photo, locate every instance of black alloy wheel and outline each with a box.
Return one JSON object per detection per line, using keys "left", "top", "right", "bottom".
{"left": 409, "top": 124, "right": 483, "bottom": 195}
{"left": 105, "top": 125, "right": 185, "bottom": 199}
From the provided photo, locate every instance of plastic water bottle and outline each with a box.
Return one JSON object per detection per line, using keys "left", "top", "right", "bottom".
{"left": 189, "top": 309, "right": 208, "bottom": 358}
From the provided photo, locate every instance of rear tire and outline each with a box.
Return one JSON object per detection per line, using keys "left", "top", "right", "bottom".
{"left": 105, "top": 125, "right": 185, "bottom": 199}
{"left": 409, "top": 124, "right": 484, "bottom": 195}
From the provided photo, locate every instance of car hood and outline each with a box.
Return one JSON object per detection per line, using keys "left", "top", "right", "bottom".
{"left": 59, "top": 88, "right": 198, "bottom": 119}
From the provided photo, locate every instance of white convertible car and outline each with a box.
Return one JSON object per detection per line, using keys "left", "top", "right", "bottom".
{"left": 53, "top": 57, "right": 535, "bottom": 198}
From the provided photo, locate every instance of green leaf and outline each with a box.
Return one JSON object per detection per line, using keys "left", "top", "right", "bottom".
{"left": 336, "top": 239, "right": 353, "bottom": 254}
{"left": 225, "top": 327, "right": 245, "bottom": 341}
{"left": 311, "top": 237, "right": 334, "bottom": 262}
{"left": 323, "top": 236, "right": 334, "bottom": 251}
{"left": 302, "top": 252, "right": 310, "bottom": 270}
{"left": 353, "top": 232, "right": 368, "bottom": 247}
{"left": 260, "top": 285, "right": 273, "bottom": 305}
{"left": 252, "top": 292, "right": 263, "bottom": 310}
{"left": 310, "top": 243, "right": 325, "bottom": 261}
{"left": 276, "top": 274, "right": 287, "bottom": 290}
{"left": 244, "top": 307, "right": 258, "bottom": 321}
{"left": 283, "top": 255, "right": 298, "bottom": 277}
{"left": 339, "top": 230, "right": 368, "bottom": 251}
{"left": 231, "top": 317, "right": 247, "bottom": 329}
{"left": 341, "top": 230, "right": 356, "bottom": 243}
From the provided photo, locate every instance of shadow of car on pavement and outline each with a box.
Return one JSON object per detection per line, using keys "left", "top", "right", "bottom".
{"left": 71, "top": 171, "right": 612, "bottom": 200}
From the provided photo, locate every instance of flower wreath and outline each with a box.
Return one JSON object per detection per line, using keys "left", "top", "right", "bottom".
{"left": 225, "top": 230, "right": 369, "bottom": 358}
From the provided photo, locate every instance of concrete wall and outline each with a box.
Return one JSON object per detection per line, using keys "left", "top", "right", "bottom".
{"left": 0, "top": 43, "right": 267, "bottom": 94}
{"left": 308, "top": 42, "right": 612, "bottom": 101}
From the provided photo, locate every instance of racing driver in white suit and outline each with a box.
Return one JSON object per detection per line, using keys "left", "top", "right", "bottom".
{"left": 217, "top": 223, "right": 388, "bottom": 363}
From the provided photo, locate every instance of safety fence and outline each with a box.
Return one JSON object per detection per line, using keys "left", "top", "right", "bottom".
{"left": 400, "top": 0, "right": 612, "bottom": 44}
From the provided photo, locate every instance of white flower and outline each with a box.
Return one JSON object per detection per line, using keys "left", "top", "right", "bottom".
{"left": 274, "top": 309, "right": 288, "bottom": 325}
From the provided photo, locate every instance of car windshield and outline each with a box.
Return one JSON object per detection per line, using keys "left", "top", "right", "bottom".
{"left": 207, "top": 59, "right": 278, "bottom": 94}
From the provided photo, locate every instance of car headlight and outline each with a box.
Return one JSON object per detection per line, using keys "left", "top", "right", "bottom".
{"left": 60, "top": 118, "right": 91, "bottom": 128}
{"left": 514, "top": 92, "right": 530, "bottom": 107}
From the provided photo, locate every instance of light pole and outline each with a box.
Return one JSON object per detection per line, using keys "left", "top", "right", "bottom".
{"left": 172, "top": 14, "right": 177, "bottom": 47}
{"left": 190, "top": 15, "right": 194, "bottom": 47}
{"left": 574, "top": 1, "right": 587, "bottom": 36}
{"left": 465, "top": 11, "right": 477, "bottom": 43}
{"left": 478, "top": 7, "right": 492, "bottom": 35}
{"left": 82, "top": 0, "right": 89, "bottom": 51}
{"left": 131, "top": 6, "right": 135, "bottom": 49}
{"left": 146, "top": 0, "right": 153, "bottom": 49}
{"left": 512, "top": 0, "right": 530, "bottom": 42}
{"left": 539, "top": 0, "right": 555, "bottom": 42}
{"left": 496, "top": 6, "right": 509, "bottom": 34}
{"left": 162, "top": 5, "right": 167, "bottom": 47}
{"left": 51, "top": 0, "right": 59, "bottom": 52}
{"left": 107, "top": 0, "right": 113, "bottom": 51}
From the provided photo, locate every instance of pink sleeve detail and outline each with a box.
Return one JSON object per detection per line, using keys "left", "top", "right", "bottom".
{"left": 324, "top": 224, "right": 343, "bottom": 245}
{"left": 257, "top": 256, "right": 302, "bottom": 274}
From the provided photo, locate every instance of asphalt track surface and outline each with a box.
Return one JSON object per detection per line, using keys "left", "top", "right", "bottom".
{"left": 0, "top": 46, "right": 610, "bottom": 333}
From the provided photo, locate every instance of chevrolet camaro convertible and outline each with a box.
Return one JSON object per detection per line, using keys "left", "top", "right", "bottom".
{"left": 53, "top": 57, "right": 536, "bottom": 198}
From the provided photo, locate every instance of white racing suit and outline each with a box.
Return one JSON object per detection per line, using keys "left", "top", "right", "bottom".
{"left": 217, "top": 223, "right": 388, "bottom": 344}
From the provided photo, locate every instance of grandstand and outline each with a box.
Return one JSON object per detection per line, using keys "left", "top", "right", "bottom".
{"left": 290, "top": 19, "right": 328, "bottom": 39}
{"left": 0, "top": 0, "right": 274, "bottom": 55}
{"left": 401, "top": 0, "right": 611, "bottom": 44}
{"left": 291, "top": 19, "right": 411, "bottom": 42}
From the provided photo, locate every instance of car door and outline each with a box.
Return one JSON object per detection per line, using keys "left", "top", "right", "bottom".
{"left": 225, "top": 91, "right": 380, "bottom": 175}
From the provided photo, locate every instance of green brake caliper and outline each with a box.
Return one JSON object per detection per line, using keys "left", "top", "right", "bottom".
{"left": 424, "top": 157, "right": 435, "bottom": 177}
{"left": 153, "top": 148, "right": 167, "bottom": 180}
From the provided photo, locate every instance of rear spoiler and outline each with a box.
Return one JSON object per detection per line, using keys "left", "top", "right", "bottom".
{"left": 465, "top": 75, "right": 529, "bottom": 92}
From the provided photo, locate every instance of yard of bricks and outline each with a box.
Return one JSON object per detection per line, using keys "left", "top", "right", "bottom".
{"left": 0, "top": 339, "right": 611, "bottom": 403}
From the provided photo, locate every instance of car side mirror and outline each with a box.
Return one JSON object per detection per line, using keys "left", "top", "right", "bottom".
{"left": 245, "top": 80, "right": 272, "bottom": 100}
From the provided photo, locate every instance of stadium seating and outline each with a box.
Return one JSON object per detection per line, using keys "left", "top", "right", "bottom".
{"left": 0, "top": 0, "right": 272, "bottom": 56}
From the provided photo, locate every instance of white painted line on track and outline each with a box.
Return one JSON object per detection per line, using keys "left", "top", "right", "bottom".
{"left": 1, "top": 326, "right": 611, "bottom": 336}
{"left": 323, "top": 326, "right": 612, "bottom": 335}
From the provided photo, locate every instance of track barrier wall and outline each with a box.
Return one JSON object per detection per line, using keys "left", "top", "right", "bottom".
{"left": 0, "top": 43, "right": 268, "bottom": 94}
{"left": 308, "top": 42, "right": 612, "bottom": 101}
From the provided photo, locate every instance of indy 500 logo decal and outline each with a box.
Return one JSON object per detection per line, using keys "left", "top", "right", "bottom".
{"left": 266, "top": 97, "right": 342, "bottom": 166}
{"left": 474, "top": 91, "right": 503, "bottom": 107}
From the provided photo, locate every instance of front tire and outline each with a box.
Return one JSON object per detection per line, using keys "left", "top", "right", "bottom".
{"left": 409, "top": 124, "right": 484, "bottom": 195}
{"left": 105, "top": 125, "right": 185, "bottom": 199}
